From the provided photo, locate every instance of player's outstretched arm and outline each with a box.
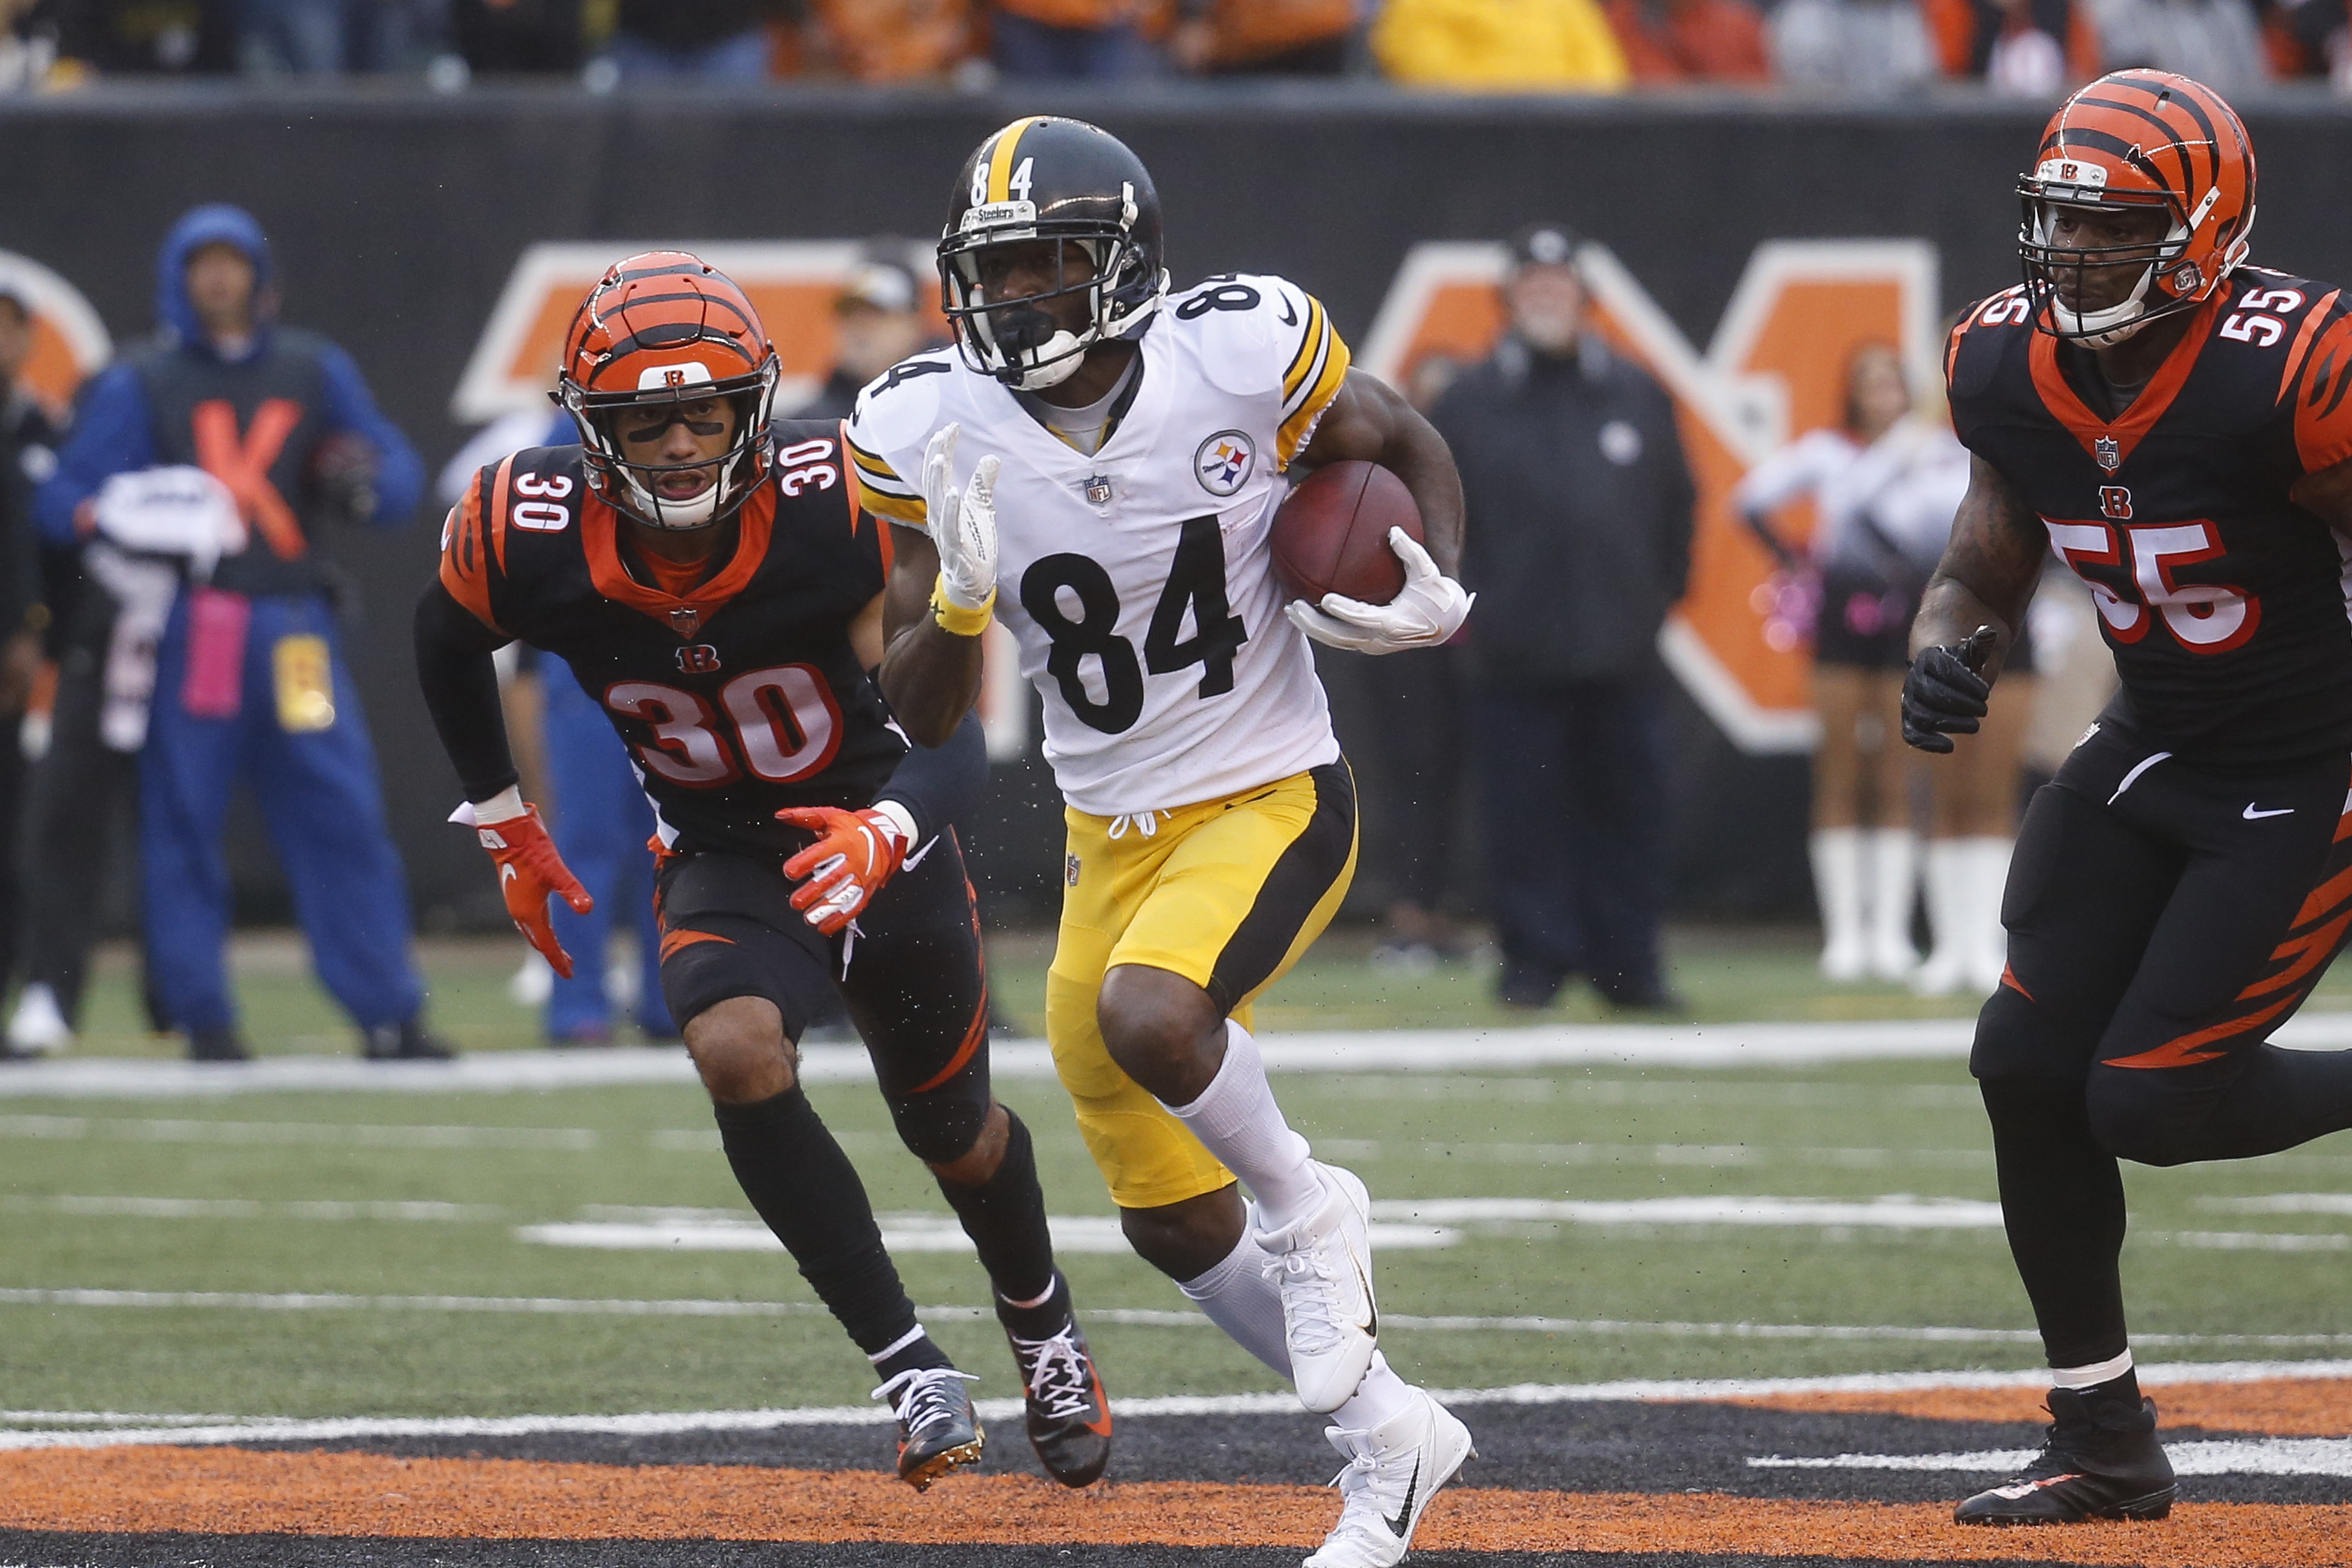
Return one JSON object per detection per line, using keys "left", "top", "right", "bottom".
{"left": 1902, "top": 454, "right": 2044, "bottom": 754}
{"left": 413, "top": 579, "right": 592, "bottom": 974}
{"left": 877, "top": 424, "right": 998, "bottom": 747}
{"left": 1295, "top": 367, "right": 1465, "bottom": 575}
{"left": 878, "top": 521, "right": 986, "bottom": 748}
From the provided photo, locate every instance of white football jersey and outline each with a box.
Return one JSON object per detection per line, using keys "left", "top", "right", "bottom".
{"left": 847, "top": 274, "right": 1351, "bottom": 817}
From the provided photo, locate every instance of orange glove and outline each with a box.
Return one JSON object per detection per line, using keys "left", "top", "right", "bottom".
{"left": 777, "top": 805, "right": 912, "bottom": 935}
{"left": 476, "top": 805, "right": 594, "bottom": 978}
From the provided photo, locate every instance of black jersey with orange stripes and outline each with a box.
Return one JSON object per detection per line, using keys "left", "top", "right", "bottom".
{"left": 1948, "top": 270, "right": 2352, "bottom": 769}
{"left": 438, "top": 421, "right": 905, "bottom": 859}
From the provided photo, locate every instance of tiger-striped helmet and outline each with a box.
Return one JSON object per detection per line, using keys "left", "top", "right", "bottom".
{"left": 2017, "top": 71, "right": 2256, "bottom": 348}
{"left": 555, "top": 252, "right": 779, "bottom": 530}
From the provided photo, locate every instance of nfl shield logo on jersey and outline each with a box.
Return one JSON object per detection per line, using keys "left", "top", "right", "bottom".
{"left": 1195, "top": 430, "right": 1255, "bottom": 497}
{"left": 1084, "top": 473, "right": 1114, "bottom": 507}
{"left": 2094, "top": 435, "right": 2122, "bottom": 473}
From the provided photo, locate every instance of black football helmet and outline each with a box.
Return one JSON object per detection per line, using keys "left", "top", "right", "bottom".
{"left": 938, "top": 116, "right": 1169, "bottom": 392}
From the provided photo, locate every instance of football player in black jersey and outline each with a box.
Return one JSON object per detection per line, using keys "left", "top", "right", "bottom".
{"left": 413, "top": 253, "right": 1112, "bottom": 1493}
{"left": 1907, "top": 72, "right": 2352, "bottom": 1525}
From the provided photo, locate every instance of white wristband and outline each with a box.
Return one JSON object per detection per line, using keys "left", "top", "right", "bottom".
{"left": 870, "top": 798, "right": 919, "bottom": 846}
{"left": 471, "top": 786, "right": 526, "bottom": 825}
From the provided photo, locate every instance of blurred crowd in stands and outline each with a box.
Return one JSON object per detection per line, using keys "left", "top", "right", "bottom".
{"left": 1, "top": 0, "right": 2346, "bottom": 96}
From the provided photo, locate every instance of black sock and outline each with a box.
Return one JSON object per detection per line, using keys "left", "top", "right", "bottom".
{"left": 2076, "top": 1367, "right": 2144, "bottom": 1410}
{"left": 870, "top": 1328, "right": 956, "bottom": 1386}
{"left": 934, "top": 1110, "right": 1060, "bottom": 1321}
{"left": 712, "top": 1086, "right": 923, "bottom": 1361}
{"left": 1981, "top": 1077, "right": 2130, "bottom": 1370}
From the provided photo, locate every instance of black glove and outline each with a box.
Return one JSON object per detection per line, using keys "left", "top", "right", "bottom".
{"left": 1902, "top": 626, "right": 1995, "bottom": 754}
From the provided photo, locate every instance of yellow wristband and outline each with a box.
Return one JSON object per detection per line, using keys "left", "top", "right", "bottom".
{"left": 930, "top": 577, "right": 996, "bottom": 638}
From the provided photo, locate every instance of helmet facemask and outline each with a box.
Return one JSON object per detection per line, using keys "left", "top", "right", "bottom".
{"left": 940, "top": 189, "right": 1166, "bottom": 392}
{"left": 2017, "top": 154, "right": 2245, "bottom": 349}
{"left": 564, "top": 365, "right": 777, "bottom": 531}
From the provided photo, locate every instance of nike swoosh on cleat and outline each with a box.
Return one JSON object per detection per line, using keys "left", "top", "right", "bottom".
{"left": 1990, "top": 1473, "right": 2082, "bottom": 1500}
{"left": 1384, "top": 1456, "right": 1421, "bottom": 1538}
{"left": 1352, "top": 1253, "right": 1377, "bottom": 1338}
{"left": 2245, "top": 804, "right": 2295, "bottom": 819}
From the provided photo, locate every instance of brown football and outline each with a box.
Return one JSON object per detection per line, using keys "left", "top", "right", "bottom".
{"left": 1269, "top": 461, "right": 1424, "bottom": 606}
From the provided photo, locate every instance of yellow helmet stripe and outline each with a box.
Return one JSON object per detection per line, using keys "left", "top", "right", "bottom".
{"left": 987, "top": 116, "right": 1045, "bottom": 204}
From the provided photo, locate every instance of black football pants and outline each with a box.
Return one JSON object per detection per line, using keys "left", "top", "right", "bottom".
{"left": 1973, "top": 719, "right": 2352, "bottom": 1368}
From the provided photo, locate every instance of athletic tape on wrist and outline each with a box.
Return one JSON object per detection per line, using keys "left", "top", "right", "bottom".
{"left": 930, "top": 577, "right": 995, "bottom": 637}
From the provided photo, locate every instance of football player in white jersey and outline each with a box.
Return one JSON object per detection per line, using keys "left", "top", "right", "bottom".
{"left": 849, "top": 117, "right": 1475, "bottom": 1567}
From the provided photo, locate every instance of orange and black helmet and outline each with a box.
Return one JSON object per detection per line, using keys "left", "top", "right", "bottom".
{"left": 2017, "top": 71, "right": 2257, "bottom": 346}
{"left": 555, "top": 251, "right": 779, "bottom": 530}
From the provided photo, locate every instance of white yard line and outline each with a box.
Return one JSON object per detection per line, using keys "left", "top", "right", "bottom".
{"left": 7, "top": 1360, "right": 2352, "bottom": 1453}
{"left": 1751, "top": 1437, "right": 2352, "bottom": 1478}
{"left": 5, "top": 1284, "right": 2351, "bottom": 1353}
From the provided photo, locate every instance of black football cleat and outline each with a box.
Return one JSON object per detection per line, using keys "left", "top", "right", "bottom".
{"left": 187, "top": 1026, "right": 251, "bottom": 1063}
{"left": 1005, "top": 1308, "right": 1113, "bottom": 1488}
{"left": 362, "top": 1020, "right": 458, "bottom": 1061}
{"left": 873, "top": 1365, "right": 984, "bottom": 1492}
{"left": 1954, "top": 1388, "right": 2177, "bottom": 1525}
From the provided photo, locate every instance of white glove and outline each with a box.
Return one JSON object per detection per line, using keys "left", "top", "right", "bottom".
{"left": 90, "top": 466, "right": 246, "bottom": 581}
{"left": 1284, "top": 527, "right": 1474, "bottom": 655}
{"left": 920, "top": 423, "right": 1000, "bottom": 611}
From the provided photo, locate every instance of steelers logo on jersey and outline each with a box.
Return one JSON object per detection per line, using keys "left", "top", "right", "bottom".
{"left": 1195, "top": 430, "right": 1256, "bottom": 497}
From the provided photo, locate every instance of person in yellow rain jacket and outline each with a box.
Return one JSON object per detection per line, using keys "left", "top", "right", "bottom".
{"left": 1374, "top": 0, "right": 1630, "bottom": 89}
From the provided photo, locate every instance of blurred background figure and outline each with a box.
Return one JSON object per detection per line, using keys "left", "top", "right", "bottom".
{"left": 235, "top": 0, "right": 434, "bottom": 73}
{"left": 800, "top": 0, "right": 973, "bottom": 83}
{"left": 1605, "top": 0, "right": 1773, "bottom": 80}
{"left": 1430, "top": 223, "right": 1693, "bottom": 1012}
{"left": 444, "top": 0, "right": 584, "bottom": 75}
{"left": 1169, "top": 0, "right": 1360, "bottom": 75}
{"left": 599, "top": 0, "right": 775, "bottom": 82}
{"left": 792, "top": 244, "right": 932, "bottom": 423}
{"left": 2087, "top": 0, "right": 2268, "bottom": 91}
{"left": 1372, "top": 0, "right": 1630, "bottom": 88}
{"left": 35, "top": 203, "right": 445, "bottom": 1061}
{"left": 1873, "top": 402, "right": 2033, "bottom": 997}
{"left": 0, "top": 287, "right": 53, "bottom": 1058}
{"left": 1736, "top": 343, "right": 1931, "bottom": 986}
{"left": 989, "top": 0, "right": 1160, "bottom": 79}
{"left": 1770, "top": 0, "right": 1939, "bottom": 92}
{"left": 1925, "top": 0, "right": 2100, "bottom": 92}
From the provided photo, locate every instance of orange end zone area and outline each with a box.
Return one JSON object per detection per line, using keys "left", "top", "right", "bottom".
{"left": 3, "top": 1446, "right": 2348, "bottom": 1567}
{"left": 1725, "top": 1377, "right": 2352, "bottom": 1436}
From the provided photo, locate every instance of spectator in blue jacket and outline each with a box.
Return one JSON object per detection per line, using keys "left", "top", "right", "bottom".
{"left": 38, "top": 203, "right": 450, "bottom": 1062}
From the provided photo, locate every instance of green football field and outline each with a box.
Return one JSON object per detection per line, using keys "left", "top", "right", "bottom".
{"left": 4, "top": 927, "right": 2350, "bottom": 1425}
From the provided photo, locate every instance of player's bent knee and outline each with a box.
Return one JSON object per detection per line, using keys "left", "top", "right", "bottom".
{"left": 1119, "top": 1185, "right": 1245, "bottom": 1280}
{"left": 892, "top": 1087, "right": 996, "bottom": 1171}
{"left": 1097, "top": 964, "right": 1225, "bottom": 1101}
{"left": 684, "top": 995, "right": 797, "bottom": 1104}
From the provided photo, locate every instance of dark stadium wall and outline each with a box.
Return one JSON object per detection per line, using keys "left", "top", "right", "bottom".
{"left": 2, "top": 89, "right": 2347, "bottom": 928}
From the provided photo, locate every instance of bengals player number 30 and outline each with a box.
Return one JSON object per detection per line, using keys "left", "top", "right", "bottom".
{"left": 1906, "top": 71, "right": 2352, "bottom": 1526}
{"left": 413, "top": 253, "right": 1113, "bottom": 1495}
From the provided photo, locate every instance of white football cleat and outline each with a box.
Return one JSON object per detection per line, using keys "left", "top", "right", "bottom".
{"left": 7, "top": 983, "right": 72, "bottom": 1055}
{"left": 1303, "top": 1388, "right": 1475, "bottom": 1568}
{"left": 1257, "top": 1162, "right": 1379, "bottom": 1414}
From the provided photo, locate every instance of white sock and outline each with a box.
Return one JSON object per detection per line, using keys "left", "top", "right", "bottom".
{"left": 1178, "top": 1228, "right": 1292, "bottom": 1379}
{"left": 1333, "top": 1351, "right": 1418, "bottom": 1432}
{"left": 1864, "top": 828, "right": 1919, "bottom": 967}
{"left": 1161, "top": 1020, "right": 1321, "bottom": 1228}
{"left": 2053, "top": 1348, "right": 2133, "bottom": 1389}
{"left": 1915, "top": 839, "right": 1971, "bottom": 980}
{"left": 1808, "top": 827, "right": 1864, "bottom": 967}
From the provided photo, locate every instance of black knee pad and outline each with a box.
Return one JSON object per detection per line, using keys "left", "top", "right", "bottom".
{"left": 886, "top": 1073, "right": 993, "bottom": 1165}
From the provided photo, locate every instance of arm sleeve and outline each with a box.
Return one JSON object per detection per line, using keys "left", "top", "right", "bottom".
{"left": 318, "top": 342, "right": 425, "bottom": 526}
{"left": 1274, "top": 280, "right": 1352, "bottom": 468}
{"left": 873, "top": 709, "right": 987, "bottom": 847}
{"left": 2293, "top": 307, "right": 2352, "bottom": 477}
{"left": 414, "top": 576, "right": 520, "bottom": 803}
{"left": 34, "top": 364, "right": 153, "bottom": 545}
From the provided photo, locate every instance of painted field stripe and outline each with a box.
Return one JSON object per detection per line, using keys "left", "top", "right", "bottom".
{"left": 8, "top": 1361, "right": 2352, "bottom": 1450}
{"left": 1751, "top": 1437, "right": 2352, "bottom": 1477}
{"left": 9, "top": 1010, "right": 2352, "bottom": 1098}
{"left": 7, "top": 1286, "right": 2352, "bottom": 1353}
{"left": 1369, "top": 1196, "right": 2005, "bottom": 1228}
{"left": 0, "top": 1448, "right": 2345, "bottom": 1564}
